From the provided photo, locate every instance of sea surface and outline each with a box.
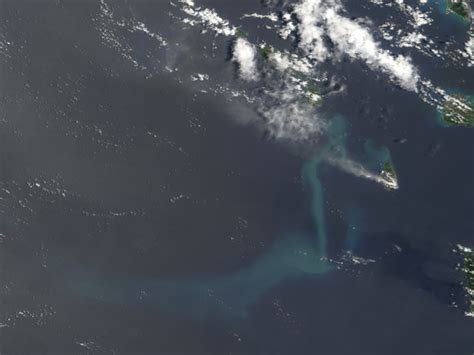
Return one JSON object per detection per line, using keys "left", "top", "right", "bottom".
{"left": 0, "top": 0, "right": 473, "bottom": 354}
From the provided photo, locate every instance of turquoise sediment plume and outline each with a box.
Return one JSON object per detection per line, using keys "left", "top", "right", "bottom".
{"left": 68, "top": 117, "right": 394, "bottom": 320}
{"left": 111, "top": 121, "right": 355, "bottom": 319}
{"left": 149, "top": 118, "right": 397, "bottom": 319}
{"left": 151, "top": 151, "right": 335, "bottom": 319}
{"left": 364, "top": 140, "right": 390, "bottom": 170}
{"left": 66, "top": 130, "right": 338, "bottom": 320}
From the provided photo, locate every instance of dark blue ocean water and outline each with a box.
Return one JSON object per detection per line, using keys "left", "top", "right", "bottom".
{"left": 0, "top": 0, "right": 473, "bottom": 354}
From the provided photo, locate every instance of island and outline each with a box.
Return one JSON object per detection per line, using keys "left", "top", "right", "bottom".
{"left": 304, "top": 82, "right": 323, "bottom": 107}
{"left": 447, "top": 0, "right": 471, "bottom": 21}
{"left": 457, "top": 245, "right": 474, "bottom": 317}
{"left": 463, "top": 250, "right": 474, "bottom": 317}
{"left": 260, "top": 44, "right": 273, "bottom": 60}
{"left": 440, "top": 94, "right": 474, "bottom": 127}
{"left": 380, "top": 160, "right": 399, "bottom": 190}
{"left": 260, "top": 44, "right": 323, "bottom": 107}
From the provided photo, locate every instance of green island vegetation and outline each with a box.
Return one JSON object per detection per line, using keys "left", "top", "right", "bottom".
{"left": 447, "top": 0, "right": 471, "bottom": 21}
{"left": 235, "top": 27, "right": 249, "bottom": 38}
{"left": 259, "top": 44, "right": 323, "bottom": 107}
{"left": 380, "top": 160, "right": 399, "bottom": 190}
{"left": 463, "top": 251, "right": 474, "bottom": 315}
{"left": 441, "top": 95, "right": 474, "bottom": 127}
{"left": 382, "top": 160, "right": 395, "bottom": 175}
{"left": 260, "top": 44, "right": 273, "bottom": 60}
{"left": 304, "top": 82, "right": 323, "bottom": 107}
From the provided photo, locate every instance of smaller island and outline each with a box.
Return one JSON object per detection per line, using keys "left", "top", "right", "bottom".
{"left": 260, "top": 44, "right": 273, "bottom": 60}
{"left": 440, "top": 95, "right": 474, "bottom": 127}
{"left": 447, "top": 0, "right": 472, "bottom": 21}
{"left": 380, "top": 160, "right": 399, "bottom": 190}
{"left": 259, "top": 44, "right": 323, "bottom": 107}
{"left": 304, "top": 82, "right": 323, "bottom": 107}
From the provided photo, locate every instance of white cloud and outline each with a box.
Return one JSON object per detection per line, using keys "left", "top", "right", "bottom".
{"left": 263, "top": 101, "right": 322, "bottom": 141}
{"left": 268, "top": 50, "right": 292, "bottom": 72}
{"left": 176, "top": 0, "right": 423, "bottom": 144}
{"left": 241, "top": 12, "right": 278, "bottom": 22}
{"left": 466, "top": 29, "right": 474, "bottom": 66}
{"left": 258, "top": 86, "right": 326, "bottom": 141}
{"left": 324, "top": 9, "right": 419, "bottom": 91}
{"left": 232, "top": 38, "right": 260, "bottom": 81}
{"left": 179, "top": 0, "right": 237, "bottom": 36}
{"left": 267, "top": 49, "right": 313, "bottom": 74}
{"left": 293, "top": 0, "right": 331, "bottom": 61}
{"left": 290, "top": 0, "right": 420, "bottom": 91}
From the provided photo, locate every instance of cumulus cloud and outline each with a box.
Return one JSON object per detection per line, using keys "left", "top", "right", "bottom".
{"left": 293, "top": 0, "right": 331, "bottom": 61}
{"left": 267, "top": 49, "right": 313, "bottom": 74}
{"left": 324, "top": 9, "right": 419, "bottom": 91}
{"left": 176, "top": 0, "right": 421, "bottom": 143}
{"left": 466, "top": 31, "right": 474, "bottom": 67}
{"left": 179, "top": 0, "right": 237, "bottom": 36}
{"left": 232, "top": 38, "right": 260, "bottom": 81}
{"left": 290, "top": 0, "right": 420, "bottom": 91}
{"left": 263, "top": 101, "right": 322, "bottom": 140}
{"left": 258, "top": 86, "right": 326, "bottom": 141}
